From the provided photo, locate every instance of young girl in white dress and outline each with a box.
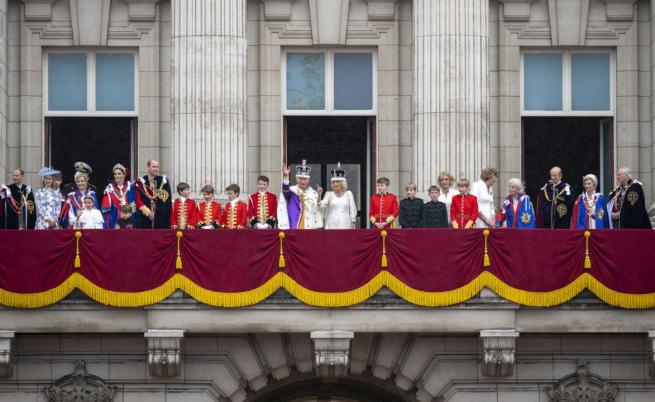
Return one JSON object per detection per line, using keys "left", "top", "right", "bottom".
{"left": 320, "top": 164, "right": 357, "bottom": 229}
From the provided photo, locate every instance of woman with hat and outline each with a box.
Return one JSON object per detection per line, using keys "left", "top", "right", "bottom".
{"left": 34, "top": 167, "right": 62, "bottom": 229}
{"left": 101, "top": 163, "right": 136, "bottom": 229}
{"left": 320, "top": 163, "right": 357, "bottom": 229}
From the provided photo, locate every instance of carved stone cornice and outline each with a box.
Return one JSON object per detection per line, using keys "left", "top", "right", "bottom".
{"left": 145, "top": 329, "right": 184, "bottom": 377}
{"left": 547, "top": 0, "right": 589, "bottom": 46}
{"left": 69, "top": 0, "right": 112, "bottom": 46}
{"left": 308, "top": 0, "right": 350, "bottom": 45}
{"left": 0, "top": 331, "right": 14, "bottom": 378}
{"left": 44, "top": 360, "right": 117, "bottom": 402}
{"left": 20, "top": 0, "right": 58, "bottom": 21}
{"left": 366, "top": 0, "right": 397, "bottom": 21}
{"left": 123, "top": 0, "right": 160, "bottom": 22}
{"left": 648, "top": 331, "right": 655, "bottom": 376}
{"left": 498, "top": 0, "right": 538, "bottom": 22}
{"left": 310, "top": 330, "right": 354, "bottom": 377}
{"left": 261, "top": 0, "right": 295, "bottom": 21}
{"left": 480, "top": 330, "right": 519, "bottom": 377}
{"left": 601, "top": 0, "right": 638, "bottom": 21}
{"left": 547, "top": 360, "right": 618, "bottom": 402}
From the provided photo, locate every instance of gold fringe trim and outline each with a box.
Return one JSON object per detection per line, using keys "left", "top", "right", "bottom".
{"left": 282, "top": 273, "right": 385, "bottom": 307}
{"left": 384, "top": 271, "right": 486, "bottom": 306}
{"left": 3, "top": 271, "right": 655, "bottom": 309}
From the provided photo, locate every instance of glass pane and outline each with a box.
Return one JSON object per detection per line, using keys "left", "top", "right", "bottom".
{"left": 571, "top": 53, "right": 610, "bottom": 111}
{"left": 523, "top": 53, "right": 563, "bottom": 111}
{"left": 286, "top": 53, "right": 325, "bottom": 110}
{"left": 96, "top": 53, "right": 135, "bottom": 111}
{"left": 48, "top": 53, "right": 87, "bottom": 111}
{"left": 334, "top": 53, "right": 373, "bottom": 110}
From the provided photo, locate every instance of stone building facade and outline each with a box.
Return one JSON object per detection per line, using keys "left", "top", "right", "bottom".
{"left": 1, "top": 0, "right": 655, "bottom": 401}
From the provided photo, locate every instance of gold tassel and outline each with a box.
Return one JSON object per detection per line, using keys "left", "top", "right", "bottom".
{"left": 278, "top": 231, "right": 286, "bottom": 268}
{"left": 584, "top": 230, "right": 591, "bottom": 269}
{"left": 74, "top": 231, "right": 82, "bottom": 268}
{"left": 380, "top": 230, "right": 388, "bottom": 268}
{"left": 483, "top": 229, "right": 491, "bottom": 267}
{"left": 176, "top": 231, "right": 183, "bottom": 270}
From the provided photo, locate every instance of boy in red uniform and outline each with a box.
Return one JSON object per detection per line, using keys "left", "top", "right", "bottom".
{"left": 170, "top": 182, "right": 198, "bottom": 229}
{"left": 369, "top": 177, "right": 399, "bottom": 229}
{"left": 450, "top": 178, "right": 478, "bottom": 229}
{"left": 221, "top": 184, "right": 248, "bottom": 229}
{"left": 197, "top": 184, "right": 222, "bottom": 229}
{"left": 247, "top": 175, "right": 277, "bottom": 229}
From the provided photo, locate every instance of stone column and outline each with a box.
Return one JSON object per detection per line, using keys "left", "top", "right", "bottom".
{"left": 0, "top": 0, "right": 7, "bottom": 180}
{"left": 413, "top": 0, "right": 489, "bottom": 192}
{"left": 171, "top": 0, "right": 247, "bottom": 195}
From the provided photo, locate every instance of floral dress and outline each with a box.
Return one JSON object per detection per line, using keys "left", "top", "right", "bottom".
{"left": 35, "top": 188, "right": 61, "bottom": 230}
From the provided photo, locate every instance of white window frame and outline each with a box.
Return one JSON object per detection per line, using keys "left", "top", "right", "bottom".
{"left": 43, "top": 49, "right": 139, "bottom": 117}
{"left": 520, "top": 49, "right": 615, "bottom": 117}
{"left": 282, "top": 48, "right": 377, "bottom": 116}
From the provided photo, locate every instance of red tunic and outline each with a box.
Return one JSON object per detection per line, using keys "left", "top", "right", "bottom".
{"left": 170, "top": 198, "right": 198, "bottom": 229}
{"left": 197, "top": 200, "right": 222, "bottom": 228}
{"left": 247, "top": 191, "right": 278, "bottom": 228}
{"left": 450, "top": 193, "right": 478, "bottom": 229}
{"left": 221, "top": 200, "right": 248, "bottom": 229}
{"left": 369, "top": 193, "right": 399, "bottom": 225}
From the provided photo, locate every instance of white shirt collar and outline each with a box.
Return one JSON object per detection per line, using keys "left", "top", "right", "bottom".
{"left": 230, "top": 198, "right": 238, "bottom": 207}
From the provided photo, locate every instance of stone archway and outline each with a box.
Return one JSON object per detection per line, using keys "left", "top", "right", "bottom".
{"left": 245, "top": 373, "right": 417, "bottom": 402}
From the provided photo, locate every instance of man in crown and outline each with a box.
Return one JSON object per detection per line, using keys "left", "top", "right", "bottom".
{"left": 134, "top": 160, "right": 172, "bottom": 229}
{"left": 248, "top": 175, "right": 277, "bottom": 229}
{"left": 277, "top": 161, "right": 323, "bottom": 229}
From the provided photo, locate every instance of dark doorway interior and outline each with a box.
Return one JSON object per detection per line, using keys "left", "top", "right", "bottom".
{"left": 523, "top": 117, "right": 613, "bottom": 201}
{"left": 285, "top": 116, "right": 370, "bottom": 228}
{"left": 47, "top": 117, "right": 136, "bottom": 189}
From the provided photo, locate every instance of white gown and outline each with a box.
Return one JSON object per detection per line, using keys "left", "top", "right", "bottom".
{"left": 321, "top": 191, "right": 357, "bottom": 229}
{"left": 470, "top": 180, "right": 495, "bottom": 228}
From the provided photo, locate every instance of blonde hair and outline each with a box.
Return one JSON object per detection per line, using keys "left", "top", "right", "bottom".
{"left": 438, "top": 171, "right": 455, "bottom": 184}
{"left": 331, "top": 180, "right": 347, "bottom": 192}
{"left": 405, "top": 182, "right": 417, "bottom": 191}
{"left": 457, "top": 178, "right": 470, "bottom": 188}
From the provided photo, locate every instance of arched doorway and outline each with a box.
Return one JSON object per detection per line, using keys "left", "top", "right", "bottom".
{"left": 246, "top": 374, "right": 416, "bottom": 402}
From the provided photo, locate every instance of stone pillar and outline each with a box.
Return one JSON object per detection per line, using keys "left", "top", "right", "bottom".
{"left": 171, "top": 0, "right": 247, "bottom": 195}
{"left": 0, "top": 0, "right": 7, "bottom": 180}
{"left": 413, "top": 0, "right": 489, "bottom": 192}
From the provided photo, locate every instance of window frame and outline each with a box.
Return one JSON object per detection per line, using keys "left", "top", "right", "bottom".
{"left": 43, "top": 49, "right": 139, "bottom": 117}
{"left": 520, "top": 49, "right": 615, "bottom": 117}
{"left": 282, "top": 48, "right": 377, "bottom": 116}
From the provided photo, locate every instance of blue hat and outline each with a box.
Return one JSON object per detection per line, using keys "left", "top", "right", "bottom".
{"left": 38, "top": 166, "right": 61, "bottom": 177}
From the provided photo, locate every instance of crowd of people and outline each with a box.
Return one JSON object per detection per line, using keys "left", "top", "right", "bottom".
{"left": 0, "top": 159, "right": 651, "bottom": 231}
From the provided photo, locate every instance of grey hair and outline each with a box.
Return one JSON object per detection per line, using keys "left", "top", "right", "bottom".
{"left": 74, "top": 171, "right": 89, "bottom": 181}
{"left": 583, "top": 174, "right": 598, "bottom": 187}
{"left": 618, "top": 167, "right": 632, "bottom": 178}
{"left": 507, "top": 178, "right": 524, "bottom": 193}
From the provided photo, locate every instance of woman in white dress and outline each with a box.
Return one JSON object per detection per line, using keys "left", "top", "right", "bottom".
{"left": 320, "top": 164, "right": 357, "bottom": 229}
{"left": 34, "top": 166, "right": 62, "bottom": 230}
{"left": 470, "top": 167, "right": 498, "bottom": 228}
{"left": 437, "top": 171, "right": 456, "bottom": 213}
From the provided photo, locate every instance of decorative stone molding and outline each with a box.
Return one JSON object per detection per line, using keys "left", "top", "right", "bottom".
{"left": 261, "top": 0, "right": 294, "bottom": 21}
{"left": 145, "top": 329, "right": 184, "bottom": 377}
{"left": 0, "top": 331, "right": 14, "bottom": 378}
{"left": 480, "top": 330, "right": 519, "bottom": 377}
{"left": 649, "top": 331, "right": 655, "bottom": 376}
{"left": 21, "top": 0, "right": 58, "bottom": 21}
{"left": 123, "top": 0, "right": 159, "bottom": 22}
{"left": 44, "top": 360, "right": 117, "bottom": 402}
{"left": 366, "top": 0, "right": 397, "bottom": 21}
{"left": 69, "top": 0, "right": 112, "bottom": 46}
{"left": 310, "top": 331, "right": 354, "bottom": 377}
{"left": 547, "top": 360, "right": 618, "bottom": 402}
{"left": 601, "top": 0, "right": 638, "bottom": 21}
{"left": 308, "top": 0, "right": 349, "bottom": 44}
{"left": 498, "top": 0, "right": 537, "bottom": 22}
{"left": 547, "top": 0, "right": 589, "bottom": 46}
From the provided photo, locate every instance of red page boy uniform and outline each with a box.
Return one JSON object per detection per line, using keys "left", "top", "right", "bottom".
{"left": 170, "top": 197, "right": 198, "bottom": 229}
{"left": 369, "top": 192, "right": 399, "bottom": 228}
{"left": 221, "top": 199, "right": 248, "bottom": 229}
{"left": 248, "top": 191, "right": 277, "bottom": 229}
{"left": 197, "top": 200, "right": 222, "bottom": 229}
{"left": 450, "top": 193, "right": 478, "bottom": 229}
